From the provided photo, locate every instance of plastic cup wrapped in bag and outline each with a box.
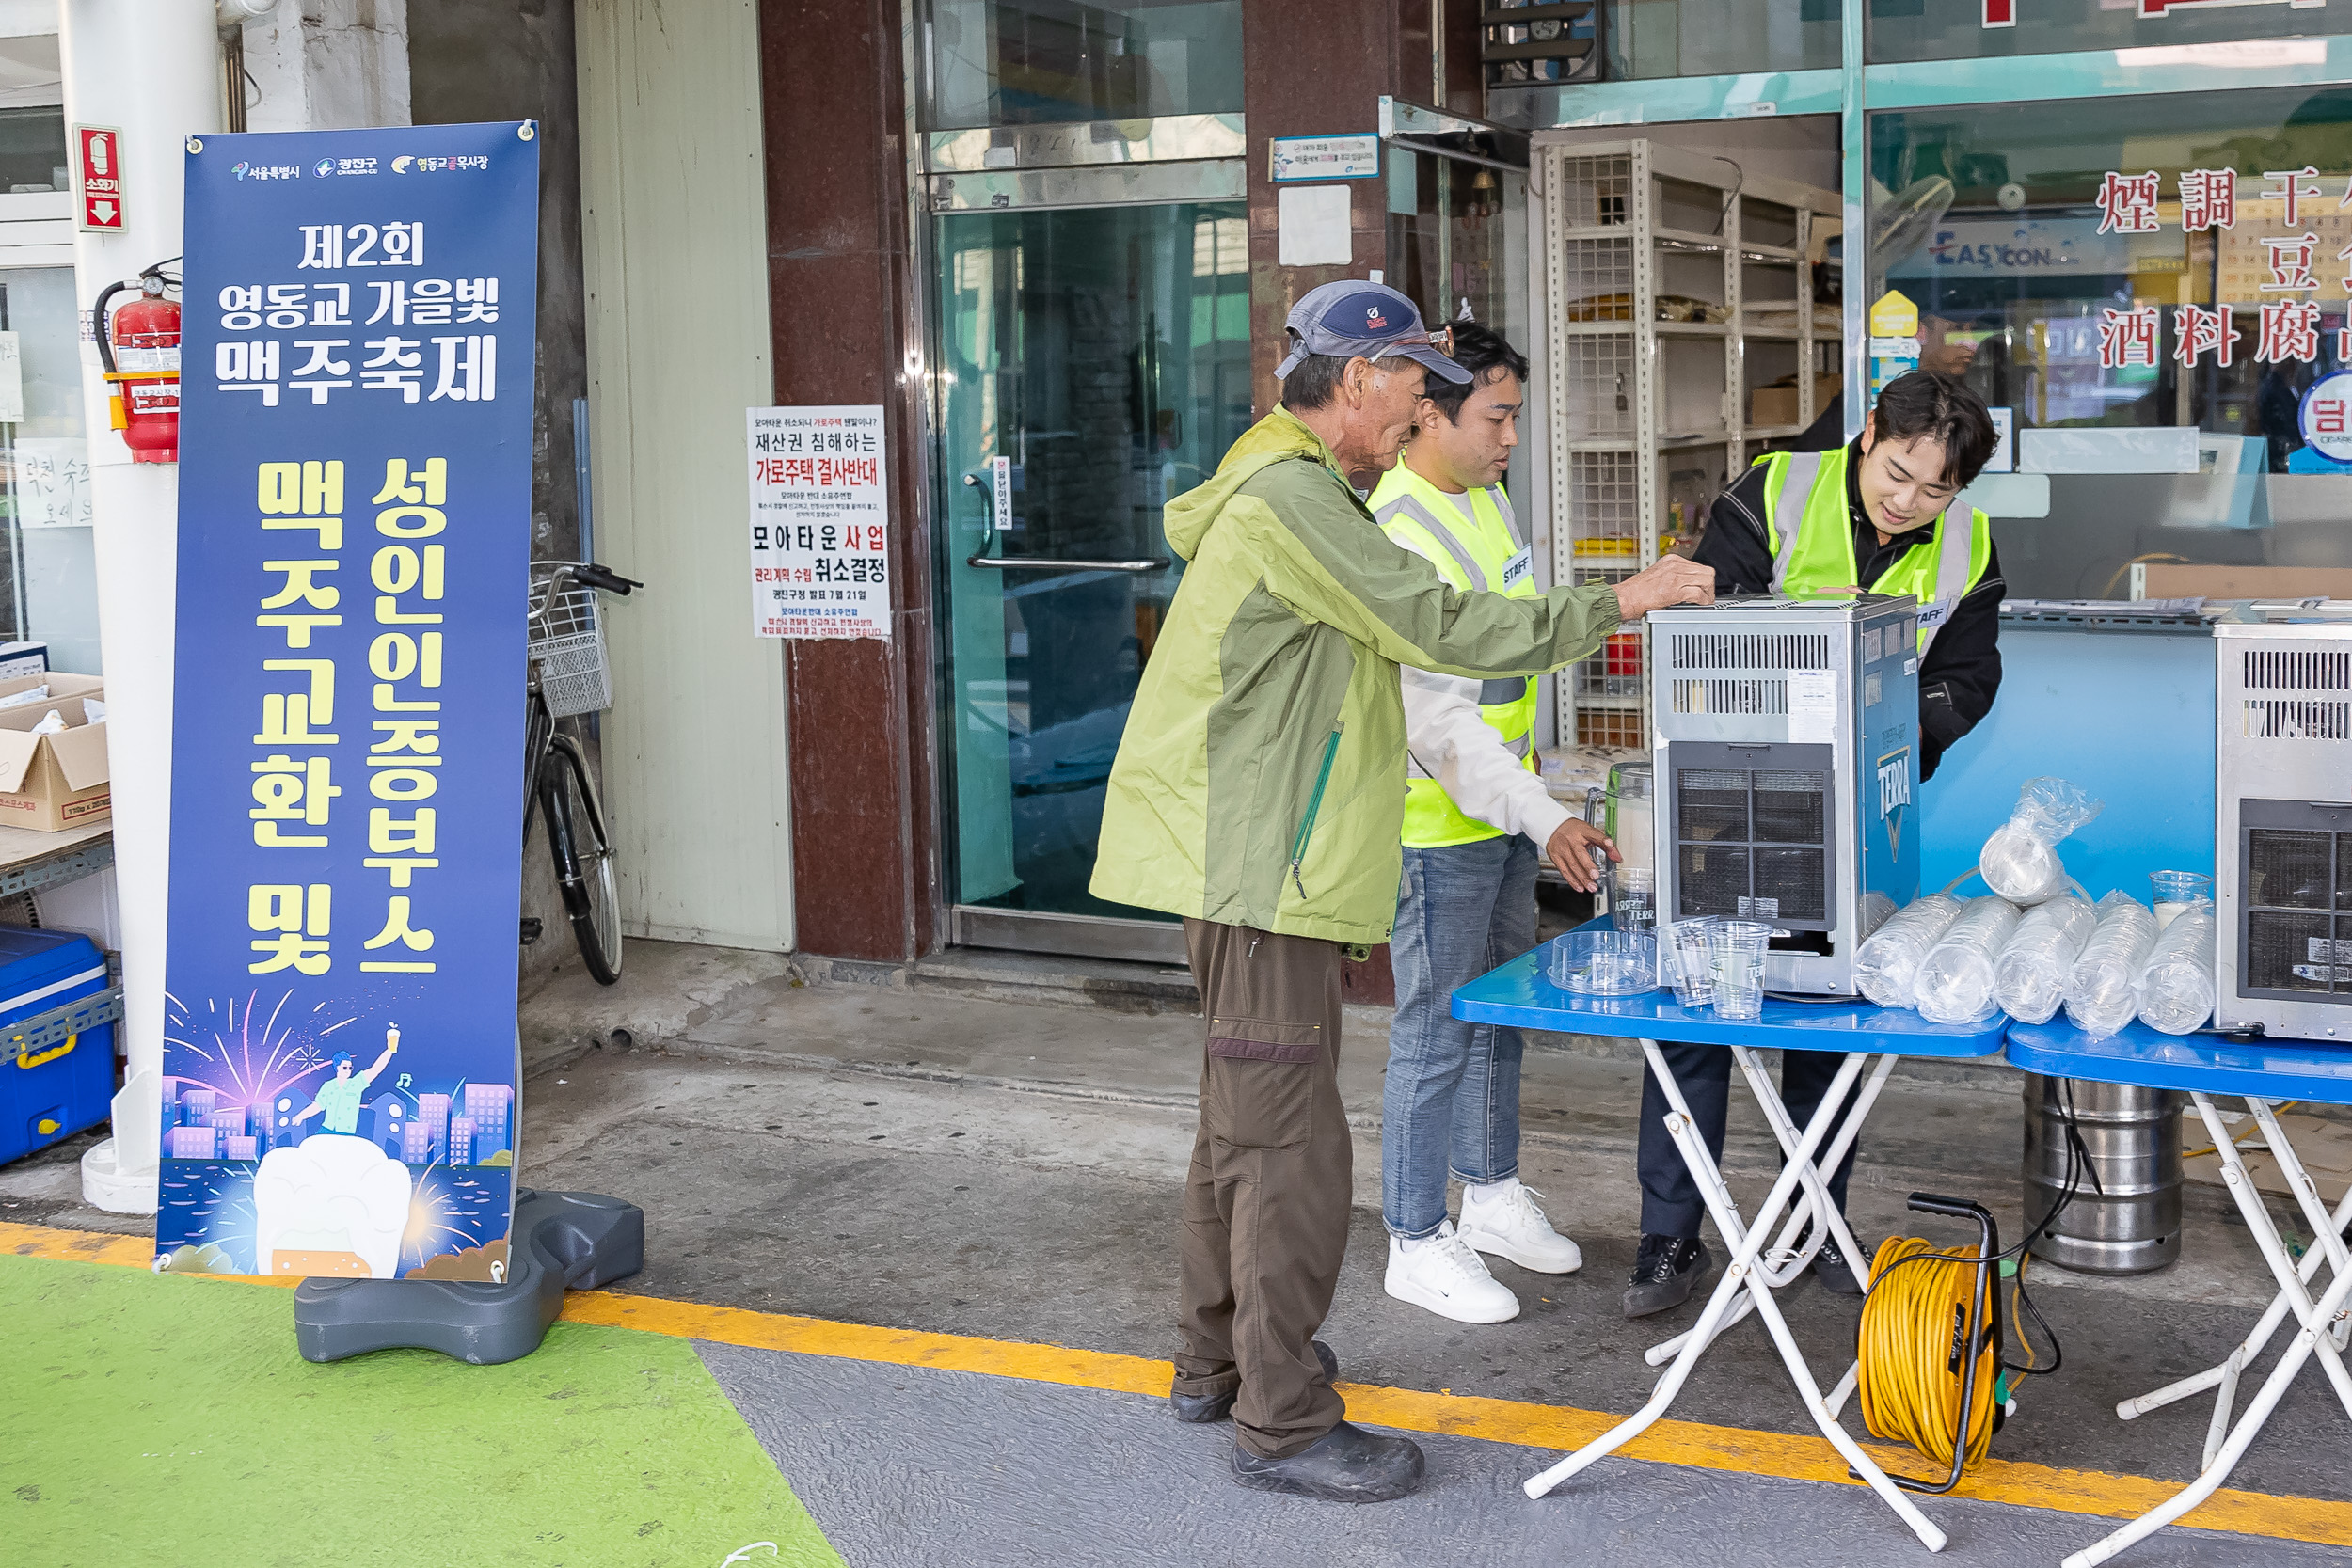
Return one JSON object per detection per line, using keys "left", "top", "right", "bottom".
{"left": 1912, "top": 897, "right": 2023, "bottom": 1024}
{"left": 1992, "top": 891, "right": 2096, "bottom": 1025}
{"left": 2062, "top": 893, "right": 2158, "bottom": 1038}
{"left": 2137, "top": 904, "right": 2217, "bottom": 1036}
{"left": 1979, "top": 777, "right": 2103, "bottom": 905}
{"left": 1853, "top": 893, "right": 1964, "bottom": 1008}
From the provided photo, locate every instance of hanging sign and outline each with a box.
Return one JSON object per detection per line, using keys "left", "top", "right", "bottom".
{"left": 746, "top": 404, "right": 890, "bottom": 641}
{"left": 1270, "top": 135, "right": 1381, "bottom": 182}
{"left": 73, "top": 124, "right": 123, "bottom": 231}
{"left": 159, "top": 121, "right": 539, "bottom": 1280}
{"left": 1985, "top": 0, "right": 2325, "bottom": 24}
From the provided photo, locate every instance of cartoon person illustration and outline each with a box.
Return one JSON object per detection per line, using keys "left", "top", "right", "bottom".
{"left": 292, "top": 1023, "right": 400, "bottom": 1136}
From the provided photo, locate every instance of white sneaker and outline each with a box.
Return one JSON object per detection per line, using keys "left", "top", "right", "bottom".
{"left": 1385, "top": 1222, "right": 1520, "bottom": 1323}
{"left": 1457, "top": 1180, "right": 1584, "bottom": 1275}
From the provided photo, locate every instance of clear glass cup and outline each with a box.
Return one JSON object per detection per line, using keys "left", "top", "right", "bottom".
{"left": 1612, "top": 865, "right": 1656, "bottom": 932}
{"left": 1709, "top": 920, "right": 1774, "bottom": 1022}
{"left": 2150, "top": 869, "right": 2214, "bottom": 933}
{"left": 1666, "top": 917, "right": 1718, "bottom": 1007}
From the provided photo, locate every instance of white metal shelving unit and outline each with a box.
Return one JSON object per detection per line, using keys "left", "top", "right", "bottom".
{"left": 1540, "top": 139, "right": 1839, "bottom": 747}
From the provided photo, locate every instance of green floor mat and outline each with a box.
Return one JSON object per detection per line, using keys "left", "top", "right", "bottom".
{"left": 1, "top": 1254, "right": 843, "bottom": 1568}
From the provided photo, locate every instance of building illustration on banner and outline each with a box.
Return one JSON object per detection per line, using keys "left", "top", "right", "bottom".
{"left": 158, "top": 120, "right": 538, "bottom": 1282}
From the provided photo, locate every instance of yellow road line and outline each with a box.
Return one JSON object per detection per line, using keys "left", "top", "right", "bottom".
{"left": 9, "top": 1217, "right": 2347, "bottom": 1546}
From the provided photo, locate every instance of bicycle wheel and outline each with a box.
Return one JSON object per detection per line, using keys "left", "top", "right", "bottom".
{"left": 542, "top": 731, "right": 624, "bottom": 984}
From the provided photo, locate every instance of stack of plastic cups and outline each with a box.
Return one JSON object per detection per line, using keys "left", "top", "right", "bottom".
{"left": 1710, "top": 920, "right": 1773, "bottom": 1022}
{"left": 1665, "top": 917, "right": 1718, "bottom": 1007}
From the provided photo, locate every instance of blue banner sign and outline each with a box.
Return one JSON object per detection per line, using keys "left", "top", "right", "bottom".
{"left": 158, "top": 122, "right": 538, "bottom": 1280}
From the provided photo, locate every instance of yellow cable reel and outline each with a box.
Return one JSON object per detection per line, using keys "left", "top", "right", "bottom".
{"left": 1857, "top": 1234, "right": 2002, "bottom": 1473}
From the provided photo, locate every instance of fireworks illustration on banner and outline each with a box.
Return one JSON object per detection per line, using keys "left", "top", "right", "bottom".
{"left": 167, "top": 989, "right": 358, "bottom": 1111}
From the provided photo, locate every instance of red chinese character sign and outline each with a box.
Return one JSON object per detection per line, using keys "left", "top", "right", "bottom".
{"left": 747, "top": 405, "right": 891, "bottom": 641}
{"left": 160, "top": 123, "right": 537, "bottom": 1279}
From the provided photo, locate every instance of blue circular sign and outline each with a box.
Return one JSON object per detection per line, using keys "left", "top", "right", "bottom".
{"left": 2298, "top": 370, "right": 2352, "bottom": 464}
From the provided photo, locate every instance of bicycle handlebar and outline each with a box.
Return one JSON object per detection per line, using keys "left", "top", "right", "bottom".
{"left": 530, "top": 559, "right": 642, "bottom": 626}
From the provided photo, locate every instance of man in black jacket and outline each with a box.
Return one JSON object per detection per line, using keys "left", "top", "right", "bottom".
{"left": 1625, "top": 372, "right": 2004, "bottom": 1317}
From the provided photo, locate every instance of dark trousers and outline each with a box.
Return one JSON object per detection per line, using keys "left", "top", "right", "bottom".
{"left": 1173, "top": 918, "right": 1349, "bottom": 1460}
{"left": 1636, "top": 1041, "right": 1861, "bottom": 1240}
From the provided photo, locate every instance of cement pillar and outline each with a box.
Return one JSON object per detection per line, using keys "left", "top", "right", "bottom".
{"left": 65, "top": 0, "right": 223, "bottom": 1213}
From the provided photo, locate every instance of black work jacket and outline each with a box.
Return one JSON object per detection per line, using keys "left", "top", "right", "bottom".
{"left": 1692, "top": 441, "right": 2003, "bottom": 781}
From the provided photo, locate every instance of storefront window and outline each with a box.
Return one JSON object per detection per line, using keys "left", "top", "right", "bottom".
{"left": 1603, "top": 0, "right": 1838, "bottom": 81}
{"left": 1386, "top": 150, "right": 1526, "bottom": 342}
{"left": 920, "top": 0, "right": 1243, "bottom": 129}
{"left": 1868, "top": 86, "right": 2352, "bottom": 599}
{"left": 0, "top": 107, "right": 66, "bottom": 193}
{"left": 1871, "top": 0, "right": 2341, "bottom": 67}
{"left": 0, "top": 267, "right": 95, "bottom": 673}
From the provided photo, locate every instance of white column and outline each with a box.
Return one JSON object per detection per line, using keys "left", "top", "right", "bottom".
{"left": 66, "top": 0, "right": 223, "bottom": 1214}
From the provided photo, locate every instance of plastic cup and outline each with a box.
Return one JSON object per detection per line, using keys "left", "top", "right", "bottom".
{"left": 1709, "top": 920, "right": 1773, "bottom": 1022}
{"left": 1612, "top": 865, "right": 1656, "bottom": 932}
{"left": 1548, "top": 930, "right": 1660, "bottom": 996}
{"left": 1666, "top": 918, "right": 1718, "bottom": 1007}
{"left": 2150, "top": 869, "right": 2214, "bottom": 933}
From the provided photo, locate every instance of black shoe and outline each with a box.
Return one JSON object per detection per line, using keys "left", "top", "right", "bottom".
{"left": 1813, "top": 1235, "right": 1868, "bottom": 1297}
{"left": 1170, "top": 1339, "right": 1339, "bottom": 1424}
{"left": 1623, "top": 1234, "right": 1711, "bottom": 1319}
{"left": 1231, "top": 1420, "right": 1426, "bottom": 1503}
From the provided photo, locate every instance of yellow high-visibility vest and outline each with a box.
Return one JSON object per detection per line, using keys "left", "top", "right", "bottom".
{"left": 1372, "top": 461, "right": 1541, "bottom": 848}
{"left": 1756, "top": 444, "right": 1992, "bottom": 656}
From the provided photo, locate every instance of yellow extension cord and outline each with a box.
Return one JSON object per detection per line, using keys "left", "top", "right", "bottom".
{"left": 1856, "top": 1236, "right": 2005, "bottom": 1472}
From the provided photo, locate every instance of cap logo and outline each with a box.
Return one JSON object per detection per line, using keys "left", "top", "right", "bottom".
{"left": 1366, "top": 307, "right": 1388, "bottom": 329}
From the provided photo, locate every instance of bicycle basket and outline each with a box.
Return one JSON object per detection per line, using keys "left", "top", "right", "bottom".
{"left": 528, "top": 573, "right": 613, "bottom": 718}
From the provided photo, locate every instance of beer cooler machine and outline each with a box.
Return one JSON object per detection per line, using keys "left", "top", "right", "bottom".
{"left": 2216, "top": 616, "right": 2352, "bottom": 1042}
{"left": 1649, "top": 595, "right": 1921, "bottom": 996}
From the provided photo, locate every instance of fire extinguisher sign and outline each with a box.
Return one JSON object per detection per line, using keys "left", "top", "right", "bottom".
{"left": 73, "top": 123, "right": 122, "bottom": 231}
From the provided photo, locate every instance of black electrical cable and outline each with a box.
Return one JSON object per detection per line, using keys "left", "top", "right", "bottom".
{"left": 1858, "top": 1074, "right": 2097, "bottom": 1381}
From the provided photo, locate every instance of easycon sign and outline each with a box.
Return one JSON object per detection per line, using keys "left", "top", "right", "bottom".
{"left": 1985, "top": 0, "right": 2328, "bottom": 21}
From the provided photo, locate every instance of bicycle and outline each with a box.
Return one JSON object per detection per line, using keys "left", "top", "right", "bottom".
{"left": 525, "top": 558, "right": 642, "bottom": 985}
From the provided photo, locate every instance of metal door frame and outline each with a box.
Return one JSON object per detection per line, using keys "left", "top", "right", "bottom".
{"left": 902, "top": 8, "right": 1242, "bottom": 963}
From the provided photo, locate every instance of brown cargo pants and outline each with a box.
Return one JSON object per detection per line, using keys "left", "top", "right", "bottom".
{"left": 1172, "top": 917, "right": 1351, "bottom": 1460}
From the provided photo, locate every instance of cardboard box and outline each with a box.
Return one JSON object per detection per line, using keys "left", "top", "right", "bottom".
{"left": 0, "top": 673, "right": 108, "bottom": 832}
{"left": 1750, "top": 374, "right": 1842, "bottom": 431}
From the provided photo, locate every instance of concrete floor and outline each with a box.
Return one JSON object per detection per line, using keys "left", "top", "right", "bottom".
{"left": 8, "top": 938, "right": 2347, "bottom": 1564}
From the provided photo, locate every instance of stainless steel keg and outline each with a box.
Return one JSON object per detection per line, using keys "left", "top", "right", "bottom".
{"left": 2023, "top": 1073, "right": 2185, "bottom": 1275}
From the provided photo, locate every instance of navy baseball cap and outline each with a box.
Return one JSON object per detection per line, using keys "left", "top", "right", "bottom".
{"left": 1275, "top": 280, "right": 1470, "bottom": 385}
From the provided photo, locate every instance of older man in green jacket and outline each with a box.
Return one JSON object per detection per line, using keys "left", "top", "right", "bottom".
{"left": 1089, "top": 280, "right": 1712, "bottom": 1503}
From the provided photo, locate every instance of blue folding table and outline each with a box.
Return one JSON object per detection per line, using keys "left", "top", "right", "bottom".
{"left": 1455, "top": 944, "right": 2009, "bottom": 1553}
{"left": 2006, "top": 1021, "right": 2352, "bottom": 1568}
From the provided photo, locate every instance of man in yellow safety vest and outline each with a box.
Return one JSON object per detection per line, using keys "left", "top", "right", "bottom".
{"left": 1625, "top": 369, "right": 2005, "bottom": 1318}
{"left": 1371, "top": 323, "right": 1615, "bottom": 1325}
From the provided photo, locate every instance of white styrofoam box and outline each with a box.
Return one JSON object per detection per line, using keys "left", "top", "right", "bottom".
{"left": 35, "top": 863, "right": 119, "bottom": 954}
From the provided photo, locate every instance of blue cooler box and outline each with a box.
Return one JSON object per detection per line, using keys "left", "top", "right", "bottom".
{"left": 0, "top": 927, "right": 114, "bottom": 1164}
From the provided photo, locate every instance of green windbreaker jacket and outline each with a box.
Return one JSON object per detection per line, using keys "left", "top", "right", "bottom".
{"left": 1088, "top": 406, "right": 1624, "bottom": 944}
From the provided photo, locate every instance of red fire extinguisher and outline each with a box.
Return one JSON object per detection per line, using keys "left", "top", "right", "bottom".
{"left": 94, "top": 261, "right": 180, "bottom": 465}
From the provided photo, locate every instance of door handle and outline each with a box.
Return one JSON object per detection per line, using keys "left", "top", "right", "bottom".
{"left": 966, "top": 552, "right": 1168, "bottom": 573}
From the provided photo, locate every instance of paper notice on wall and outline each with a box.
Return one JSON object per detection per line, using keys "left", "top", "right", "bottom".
{"left": 0, "top": 332, "right": 23, "bottom": 425}
{"left": 747, "top": 404, "right": 891, "bottom": 641}
{"left": 14, "top": 437, "right": 88, "bottom": 528}
{"left": 1788, "top": 669, "right": 1837, "bottom": 744}
{"left": 1277, "top": 185, "right": 1352, "bottom": 266}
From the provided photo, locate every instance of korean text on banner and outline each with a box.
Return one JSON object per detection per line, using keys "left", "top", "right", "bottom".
{"left": 747, "top": 405, "right": 890, "bottom": 640}
{"left": 160, "top": 122, "right": 538, "bottom": 1282}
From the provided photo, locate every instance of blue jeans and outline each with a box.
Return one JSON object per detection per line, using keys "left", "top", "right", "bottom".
{"left": 1383, "top": 835, "right": 1540, "bottom": 1239}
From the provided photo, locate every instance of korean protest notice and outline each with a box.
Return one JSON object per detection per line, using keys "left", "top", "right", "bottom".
{"left": 747, "top": 405, "right": 890, "bottom": 640}
{"left": 163, "top": 122, "right": 536, "bottom": 1281}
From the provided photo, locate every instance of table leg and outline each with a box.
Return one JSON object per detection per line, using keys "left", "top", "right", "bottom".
{"left": 1527, "top": 1052, "right": 1948, "bottom": 1553}
{"left": 1646, "top": 1052, "right": 1892, "bottom": 1368}
{"left": 2064, "top": 1096, "right": 2352, "bottom": 1568}
{"left": 2062, "top": 1257, "right": 2352, "bottom": 1568}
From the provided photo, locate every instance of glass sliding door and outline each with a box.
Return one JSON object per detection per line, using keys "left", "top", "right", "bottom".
{"left": 932, "top": 196, "right": 1250, "bottom": 955}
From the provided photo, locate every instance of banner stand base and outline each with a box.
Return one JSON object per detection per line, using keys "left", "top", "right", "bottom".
{"left": 292, "top": 1187, "right": 644, "bottom": 1366}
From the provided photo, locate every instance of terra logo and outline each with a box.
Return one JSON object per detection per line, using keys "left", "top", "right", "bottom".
{"left": 313, "top": 158, "right": 335, "bottom": 177}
